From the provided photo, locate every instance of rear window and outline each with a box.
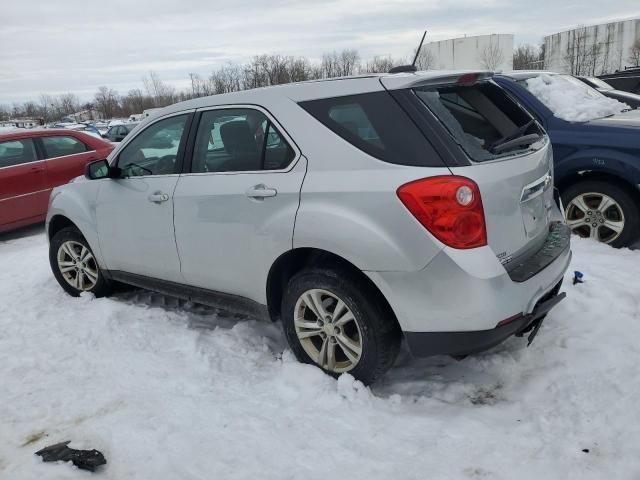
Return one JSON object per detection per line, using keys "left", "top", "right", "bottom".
{"left": 299, "top": 92, "right": 443, "bottom": 167}
{"left": 414, "top": 81, "right": 544, "bottom": 162}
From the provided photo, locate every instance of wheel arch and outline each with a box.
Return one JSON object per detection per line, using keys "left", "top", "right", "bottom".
{"left": 266, "top": 247, "right": 401, "bottom": 330}
{"left": 47, "top": 215, "right": 79, "bottom": 240}
{"left": 556, "top": 170, "right": 640, "bottom": 205}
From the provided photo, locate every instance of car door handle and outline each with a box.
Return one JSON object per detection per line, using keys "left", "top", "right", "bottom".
{"left": 148, "top": 192, "right": 170, "bottom": 203}
{"left": 245, "top": 184, "right": 277, "bottom": 199}
{"left": 30, "top": 166, "right": 44, "bottom": 173}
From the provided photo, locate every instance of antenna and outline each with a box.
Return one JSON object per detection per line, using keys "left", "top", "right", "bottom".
{"left": 411, "top": 30, "right": 428, "bottom": 68}
{"left": 388, "top": 30, "right": 427, "bottom": 74}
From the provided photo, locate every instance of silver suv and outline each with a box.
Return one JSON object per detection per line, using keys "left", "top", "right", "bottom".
{"left": 47, "top": 71, "right": 571, "bottom": 384}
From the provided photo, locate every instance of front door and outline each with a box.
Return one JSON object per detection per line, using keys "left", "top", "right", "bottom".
{"left": 96, "top": 112, "right": 192, "bottom": 282}
{"left": 0, "top": 138, "right": 48, "bottom": 229}
{"left": 173, "top": 107, "right": 306, "bottom": 303}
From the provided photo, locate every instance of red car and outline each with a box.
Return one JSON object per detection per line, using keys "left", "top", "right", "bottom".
{"left": 0, "top": 129, "right": 114, "bottom": 233}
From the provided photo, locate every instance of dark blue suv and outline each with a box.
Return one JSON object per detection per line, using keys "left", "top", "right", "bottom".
{"left": 494, "top": 72, "right": 640, "bottom": 247}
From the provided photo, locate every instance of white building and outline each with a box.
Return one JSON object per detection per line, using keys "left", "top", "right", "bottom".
{"left": 544, "top": 18, "right": 640, "bottom": 75}
{"left": 422, "top": 34, "right": 514, "bottom": 71}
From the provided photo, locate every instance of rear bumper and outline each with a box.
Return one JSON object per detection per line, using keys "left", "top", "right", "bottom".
{"left": 365, "top": 223, "right": 571, "bottom": 334}
{"left": 404, "top": 284, "right": 565, "bottom": 357}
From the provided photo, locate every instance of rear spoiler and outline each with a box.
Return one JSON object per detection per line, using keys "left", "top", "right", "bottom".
{"left": 380, "top": 71, "right": 494, "bottom": 91}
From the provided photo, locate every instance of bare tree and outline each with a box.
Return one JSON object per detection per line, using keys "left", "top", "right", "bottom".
{"left": 564, "top": 27, "right": 592, "bottom": 75}
{"left": 142, "top": 71, "right": 175, "bottom": 107}
{"left": 38, "top": 94, "right": 55, "bottom": 122}
{"left": 513, "top": 44, "right": 540, "bottom": 70}
{"left": 210, "top": 62, "right": 243, "bottom": 93}
{"left": 629, "top": 38, "right": 640, "bottom": 67}
{"left": 414, "top": 49, "right": 435, "bottom": 70}
{"left": 321, "top": 50, "right": 360, "bottom": 78}
{"left": 479, "top": 41, "right": 505, "bottom": 70}
{"left": 58, "top": 93, "right": 80, "bottom": 116}
{"left": 94, "top": 86, "right": 119, "bottom": 119}
{"left": 361, "top": 56, "right": 399, "bottom": 73}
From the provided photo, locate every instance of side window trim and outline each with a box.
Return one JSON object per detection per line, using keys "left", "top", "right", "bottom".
{"left": 114, "top": 110, "right": 195, "bottom": 177}
{"left": 184, "top": 104, "right": 301, "bottom": 175}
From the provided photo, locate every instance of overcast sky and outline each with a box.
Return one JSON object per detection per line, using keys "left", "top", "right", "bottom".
{"left": 1, "top": 0, "right": 638, "bottom": 104}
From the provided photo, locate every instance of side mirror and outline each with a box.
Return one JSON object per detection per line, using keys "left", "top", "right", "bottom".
{"left": 85, "top": 159, "right": 118, "bottom": 180}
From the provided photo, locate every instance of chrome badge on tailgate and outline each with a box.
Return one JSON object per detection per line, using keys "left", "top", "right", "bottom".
{"left": 520, "top": 173, "right": 552, "bottom": 239}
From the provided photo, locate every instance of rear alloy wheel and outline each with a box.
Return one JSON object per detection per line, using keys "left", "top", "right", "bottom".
{"left": 282, "top": 268, "right": 400, "bottom": 385}
{"left": 49, "top": 226, "right": 112, "bottom": 297}
{"left": 294, "top": 289, "right": 363, "bottom": 373}
{"left": 562, "top": 181, "right": 640, "bottom": 248}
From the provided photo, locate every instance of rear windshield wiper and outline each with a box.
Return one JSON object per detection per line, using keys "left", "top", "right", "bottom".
{"left": 489, "top": 134, "right": 541, "bottom": 154}
{"left": 488, "top": 120, "right": 538, "bottom": 153}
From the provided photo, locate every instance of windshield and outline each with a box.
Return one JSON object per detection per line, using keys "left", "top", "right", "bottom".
{"left": 519, "top": 74, "right": 629, "bottom": 122}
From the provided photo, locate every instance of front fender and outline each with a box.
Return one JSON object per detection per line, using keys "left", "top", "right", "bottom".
{"left": 47, "top": 181, "right": 105, "bottom": 267}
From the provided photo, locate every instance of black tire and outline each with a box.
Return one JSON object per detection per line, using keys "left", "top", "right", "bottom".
{"left": 561, "top": 180, "right": 640, "bottom": 248}
{"left": 49, "top": 226, "right": 112, "bottom": 297}
{"left": 281, "top": 267, "right": 401, "bottom": 385}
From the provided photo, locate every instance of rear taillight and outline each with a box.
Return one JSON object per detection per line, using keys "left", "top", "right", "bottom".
{"left": 397, "top": 176, "right": 487, "bottom": 249}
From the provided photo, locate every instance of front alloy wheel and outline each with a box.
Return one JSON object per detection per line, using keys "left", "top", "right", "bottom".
{"left": 57, "top": 241, "right": 99, "bottom": 291}
{"left": 294, "top": 289, "right": 363, "bottom": 373}
{"left": 50, "top": 226, "right": 112, "bottom": 297}
{"left": 565, "top": 192, "right": 625, "bottom": 244}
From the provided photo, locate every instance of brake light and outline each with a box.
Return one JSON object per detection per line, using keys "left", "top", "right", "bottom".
{"left": 457, "top": 73, "right": 481, "bottom": 86}
{"left": 397, "top": 176, "right": 487, "bottom": 249}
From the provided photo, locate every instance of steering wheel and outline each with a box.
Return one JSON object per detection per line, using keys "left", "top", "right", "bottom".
{"left": 155, "top": 155, "right": 176, "bottom": 174}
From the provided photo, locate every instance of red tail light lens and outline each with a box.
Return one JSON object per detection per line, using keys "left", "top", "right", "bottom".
{"left": 397, "top": 176, "right": 487, "bottom": 249}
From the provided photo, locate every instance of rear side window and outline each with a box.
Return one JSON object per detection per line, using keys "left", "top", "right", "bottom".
{"left": 0, "top": 139, "right": 38, "bottom": 167}
{"left": 299, "top": 92, "right": 442, "bottom": 167}
{"left": 191, "top": 108, "right": 295, "bottom": 173}
{"left": 41, "top": 136, "right": 88, "bottom": 159}
{"left": 414, "top": 81, "right": 544, "bottom": 162}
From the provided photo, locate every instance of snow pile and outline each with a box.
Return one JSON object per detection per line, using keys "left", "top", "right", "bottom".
{"left": 1, "top": 230, "right": 640, "bottom": 479}
{"left": 526, "top": 74, "right": 629, "bottom": 122}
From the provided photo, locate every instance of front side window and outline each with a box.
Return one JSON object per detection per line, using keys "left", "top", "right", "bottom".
{"left": 41, "top": 136, "right": 88, "bottom": 159}
{"left": 0, "top": 139, "right": 38, "bottom": 168}
{"left": 191, "top": 109, "right": 295, "bottom": 173}
{"left": 415, "top": 81, "right": 544, "bottom": 162}
{"left": 117, "top": 114, "right": 188, "bottom": 177}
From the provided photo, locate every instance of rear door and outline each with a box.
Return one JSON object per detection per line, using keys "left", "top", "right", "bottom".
{"left": 96, "top": 112, "right": 192, "bottom": 282}
{"left": 385, "top": 75, "right": 555, "bottom": 262}
{"left": 0, "top": 138, "right": 48, "bottom": 228}
{"left": 173, "top": 106, "right": 306, "bottom": 302}
{"left": 38, "top": 134, "right": 100, "bottom": 189}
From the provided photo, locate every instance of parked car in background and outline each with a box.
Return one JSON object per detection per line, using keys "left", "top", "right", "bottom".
{"left": 0, "top": 129, "right": 113, "bottom": 233}
{"left": 64, "top": 123, "right": 103, "bottom": 139}
{"left": 578, "top": 76, "right": 640, "bottom": 108}
{"left": 102, "top": 122, "right": 138, "bottom": 142}
{"left": 599, "top": 67, "right": 640, "bottom": 94}
{"left": 47, "top": 71, "right": 570, "bottom": 384}
{"left": 494, "top": 71, "right": 640, "bottom": 247}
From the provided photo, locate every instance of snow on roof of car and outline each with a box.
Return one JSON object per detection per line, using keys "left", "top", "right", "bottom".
{"left": 523, "top": 73, "right": 629, "bottom": 122}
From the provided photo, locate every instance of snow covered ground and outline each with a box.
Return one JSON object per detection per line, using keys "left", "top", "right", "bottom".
{"left": 1, "top": 228, "right": 639, "bottom": 479}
